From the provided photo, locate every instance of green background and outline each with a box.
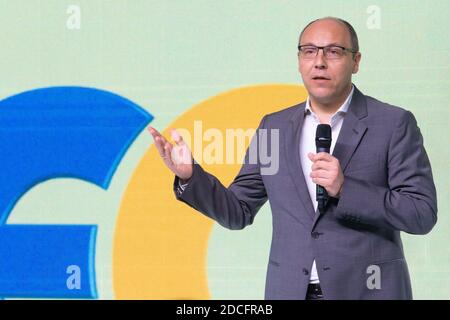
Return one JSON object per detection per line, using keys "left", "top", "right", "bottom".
{"left": 1, "top": 0, "right": 449, "bottom": 299}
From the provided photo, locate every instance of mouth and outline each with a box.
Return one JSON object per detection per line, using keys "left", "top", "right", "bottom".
{"left": 311, "top": 76, "right": 331, "bottom": 81}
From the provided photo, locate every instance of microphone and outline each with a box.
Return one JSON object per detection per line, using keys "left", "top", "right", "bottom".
{"left": 315, "top": 124, "right": 332, "bottom": 214}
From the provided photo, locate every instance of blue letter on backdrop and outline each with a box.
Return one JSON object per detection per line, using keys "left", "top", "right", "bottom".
{"left": 0, "top": 87, "right": 152, "bottom": 298}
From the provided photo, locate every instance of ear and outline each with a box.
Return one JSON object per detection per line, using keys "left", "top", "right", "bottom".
{"left": 352, "top": 52, "right": 362, "bottom": 74}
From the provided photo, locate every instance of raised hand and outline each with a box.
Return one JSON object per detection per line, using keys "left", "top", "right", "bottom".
{"left": 148, "top": 126, "right": 193, "bottom": 181}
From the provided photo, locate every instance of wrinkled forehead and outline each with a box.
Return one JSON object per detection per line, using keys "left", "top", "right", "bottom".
{"left": 300, "top": 19, "right": 352, "bottom": 47}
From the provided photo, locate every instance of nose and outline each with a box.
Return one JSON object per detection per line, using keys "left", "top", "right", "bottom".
{"left": 314, "top": 48, "right": 327, "bottom": 69}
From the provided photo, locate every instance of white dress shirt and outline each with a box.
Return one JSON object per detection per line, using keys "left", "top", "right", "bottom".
{"left": 300, "top": 86, "right": 355, "bottom": 283}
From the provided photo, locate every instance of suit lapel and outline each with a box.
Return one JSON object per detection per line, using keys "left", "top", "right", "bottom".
{"left": 285, "top": 103, "right": 316, "bottom": 222}
{"left": 332, "top": 87, "right": 368, "bottom": 173}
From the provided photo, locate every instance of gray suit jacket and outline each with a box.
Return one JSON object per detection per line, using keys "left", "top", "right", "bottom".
{"left": 174, "top": 86, "right": 437, "bottom": 300}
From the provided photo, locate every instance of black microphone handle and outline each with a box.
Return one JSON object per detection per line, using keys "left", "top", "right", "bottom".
{"left": 316, "top": 147, "right": 330, "bottom": 154}
{"left": 315, "top": 146, "right": 330, "bottom": 213}
{"left": 316, "top": 185, "right": 328, "bottom": 214}
{"left": 315, "top": 146, "right": 330, "bottom": 197}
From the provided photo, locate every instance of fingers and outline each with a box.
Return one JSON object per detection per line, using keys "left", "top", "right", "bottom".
{"left": 147, "top": 127, "right": 171, "bottom": 159}
{"left": 308, "top": 153, "right": 344, "bottom": 197}
{"left": 308, "top": 152, "right": 333, "bottom": 162}
{"left": 311, "top": 177, "right": 329, "bottom": 186}
{"left": 311, "top": 160, "right": 335, "bottom": 171}
{"left": 152, "top": 136, "right": 164, "bottom": 157}
{"left": 148, "top": 126, "right": 169, "bottom": 143}
{"left": 170, "top": 129, "right": 185, "bottom": 146}
{"left": 148, "top": 126, "right": 192, "bottom": 167}
{"left": 148, "top": 126, "right": 162, "bottom": 140}
{"left": 309, "top": 152, "right": 339, "bottom": 172}
{"left": 163, "top": 142, "right": 175, "bottom": 167}
{"left": 148, "top": 126, "right": 181, "bottom": 146}
{"left": 310, "top": 168, "right": 333, "bottom": 184}
{"left": 310, "top": 169, "right": 329, "bottom": 179}
{"left": 148, "top": 126, "right": 170, "bottom": 155}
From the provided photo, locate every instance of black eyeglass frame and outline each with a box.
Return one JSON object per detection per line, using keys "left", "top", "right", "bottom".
{"left": 297, "top": 45, "right": 357, "bottom": 58}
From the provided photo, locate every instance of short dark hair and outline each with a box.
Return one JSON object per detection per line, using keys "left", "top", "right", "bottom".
{"left": 299, "top": 17, "right": 359, "bottom": 53}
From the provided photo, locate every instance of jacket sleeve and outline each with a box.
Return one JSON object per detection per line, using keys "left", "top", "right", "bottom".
{"left": 336, "top": 111, "right": 438, "bottom": 235}
{"left": 173, "top": 117, "right": 268, "bottom": 230}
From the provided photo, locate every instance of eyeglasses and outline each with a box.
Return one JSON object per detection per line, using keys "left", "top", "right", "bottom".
{"left": 298, "top": 45, "right": 357, "bottom": 60}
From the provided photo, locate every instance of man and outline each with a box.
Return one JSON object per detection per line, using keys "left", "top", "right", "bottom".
{"left": 148, "top": 17, "right": 437, "bottom": 300}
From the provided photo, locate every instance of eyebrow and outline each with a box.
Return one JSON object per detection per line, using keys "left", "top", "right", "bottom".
{"left": 298, "top": 42, "right": 346, "bottom": 47}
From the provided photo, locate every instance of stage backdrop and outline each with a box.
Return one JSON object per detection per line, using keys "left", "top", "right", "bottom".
{"left": 0, "top": 0, "right": 448, "bottom": 299}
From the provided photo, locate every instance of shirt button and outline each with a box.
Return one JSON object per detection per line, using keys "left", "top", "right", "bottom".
{"left": 302, "top": 268, "right": 309, "bottom": 275}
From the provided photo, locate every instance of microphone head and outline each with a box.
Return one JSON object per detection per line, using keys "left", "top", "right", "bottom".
{"left": 315, "top": 124, "right": 332, "bottom": 149}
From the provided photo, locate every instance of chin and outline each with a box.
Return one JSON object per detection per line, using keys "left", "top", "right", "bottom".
{"left": 308, "top": 89, "right": 334, "bottom": 102}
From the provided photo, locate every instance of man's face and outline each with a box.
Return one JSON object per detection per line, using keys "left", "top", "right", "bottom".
{"left": 298, "top": 19, "right": 361, "bottom": 106}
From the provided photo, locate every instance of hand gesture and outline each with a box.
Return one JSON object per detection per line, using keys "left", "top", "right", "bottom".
{"left": 148, "top": 126, "right": 193, "bottom": 181}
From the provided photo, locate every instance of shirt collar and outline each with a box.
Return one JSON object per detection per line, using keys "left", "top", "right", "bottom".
{"left": 305, "top": 85, "right": 354, "bottom": 116}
